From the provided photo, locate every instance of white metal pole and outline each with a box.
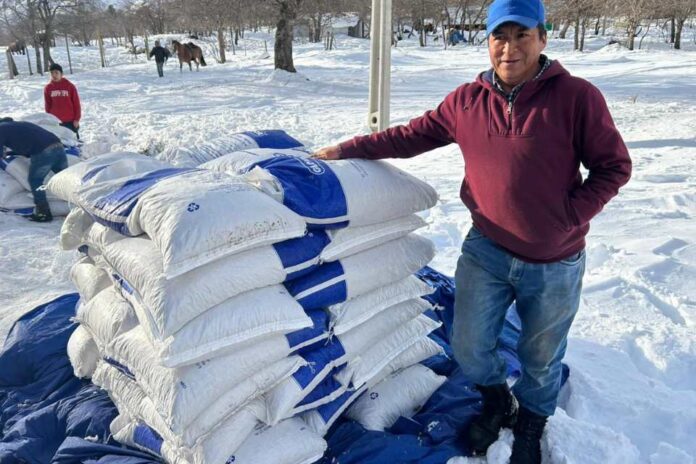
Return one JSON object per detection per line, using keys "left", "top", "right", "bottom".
{"left": 367, "top": 0, "right": 392, "bottom": 132}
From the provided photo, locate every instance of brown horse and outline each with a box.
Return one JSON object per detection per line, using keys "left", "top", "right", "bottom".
{"left": 8, "top": 39, "right": 26, "bottom": 55}
{"left": 171, "top": 40, "right": 207, "bottom": 72}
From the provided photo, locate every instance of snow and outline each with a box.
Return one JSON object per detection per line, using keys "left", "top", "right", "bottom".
{"left": 1, "top": 29, "right": 696, "bottom": 463}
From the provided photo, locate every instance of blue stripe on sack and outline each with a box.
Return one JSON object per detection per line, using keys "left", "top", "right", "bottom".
{"left": 81, "top": 165, "right": 109, "bottom": 183}
{"left": 295, "top": 280, "right": 348, "bottom": 311}
{"left": 112, "top": 273, "right": 135, "bottom": 295}
{"left": 133, "top": 423, "right": 164, "bottom": 455}
{"left": 64, "top": 145, "right": 81, "bottom": 157}
{"left": 284, "top": 261, "right": 344, "bottom": 298}
{"left": 243, "top": 130, "right": 303, "bottom": 149}
{"left": 247, "top": 156, "right": 348, "bottom": 229}
{"left": 0, "top": 155, "right": 17, "bottom": 170}
{"left": 291, "top": 339, "right": 347, "bottom": 389}
{"left": 297, "top": 364, "right": 346, "bottom": 407}
{"left": 274, "top": 231, "right": 330, "bottom": 281}
{"left": 285, "top": 309, "right": 329, "bottom": 349}
{"left": 89, "top": 168, "right": 193, "bottom": 235}
{"left": 317, "top": 388, "right": 360, "bottom": 423}
{"left": 103, "top": 357, "right": 136, "bottom": 380}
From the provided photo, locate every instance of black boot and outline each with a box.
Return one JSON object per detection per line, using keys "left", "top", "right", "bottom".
{"left": 466, "top": 383, "right": 518, "bottom": 455}
{"left": 510, "top": 406, "right": 548, "bottom": 464}
{"left": 28, "top": 207, "right": 52, "bottom": 223}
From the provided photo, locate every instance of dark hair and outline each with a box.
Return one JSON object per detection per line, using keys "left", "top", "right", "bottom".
{"left": 49, "top": 63, "right": 63, "bottom": 73}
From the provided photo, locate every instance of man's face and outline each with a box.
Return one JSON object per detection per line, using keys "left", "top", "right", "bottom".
{"left": 488, "top": 23, "right": 547, "bottom": 89}
{"left": 50, "top": 70, "right": 62, "bottom": 82}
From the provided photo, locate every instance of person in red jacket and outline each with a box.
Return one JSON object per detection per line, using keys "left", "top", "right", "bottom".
{"left": 44, "top": 63, "right": 81, "bottom": 139}
{"left": 314, "top": 0, "right": 631, "bottom": 462}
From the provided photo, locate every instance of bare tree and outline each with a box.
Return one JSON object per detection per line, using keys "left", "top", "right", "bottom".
{"left": 273, "top": 0, "right": 302, "bottom": 72}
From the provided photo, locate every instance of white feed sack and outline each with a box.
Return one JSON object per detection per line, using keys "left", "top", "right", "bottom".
{"left": 260, "top": 298, "right": 432, "bottom": 425}
{"left": 302, "top": 386, "right": 368, "bottom": 437}
{"left": 321, "top": 214, "right": 427, "bottom": 262}
{"left": 285, "top": 234, "right": 435, "bottom": 310}
{"left": 346, "top": 364, "right": 447, "bottom": 432}
{"left": 75, "top": 168, "right": 307, "bottom": 278}
{"left": 38, "top": 123, "right": 79, "bottom": 147}
{"left": 159, "top": 130, "right": 305, "bottom": 167}
{"left": 47, "top": 151, "right": 170, "bottom": 203}
{"left": 0, "top": 170, "right": 24, "bottom": 205}
{"left": 200, "top": 147, "right": 312, "bottom": 174}
{"left": 226, "top": 418, "right": 327, "bottom": 464}
{"left": 79, "top": 223, "right": 314, "bottom": 342}
{"left": 21, "top": 112, "right": 61, "bottom": 126}
{"left": 148, "top": 285, "right": 313, "bottom": 367}
{"left": 67, "top": 325, "right": 99, "bottom": 379}
{"left": 301, "top": 337, "right": 444, "bottom": 437}
{"left": 104, "top": 326, "right": 305, "bottom": 434}
{"left": 60, "top": 208, "right": 96, "bottom": 250}
{"left": 75, "top": 287, "right": 138, "bottom": 351}
{"left": 203, "top": 149, "right": 438, "bottom": 227}
{"left": 335, "top": 314, "right": 442, "bottom": 389}
{"left": 328, "top": 275, "right": 434, "bottom": 335}
{"left": 70, "top": 258, "right": 112, "bottom": 303}
{"left": 97, "top": 363, "right": 263, "bottom": 464}
{"left": 0, "top": 153, "right": 80, "bottom": 192}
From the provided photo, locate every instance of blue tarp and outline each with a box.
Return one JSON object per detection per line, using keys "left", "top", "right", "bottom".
{"left": 0, "top": 267, "right": 567, "bottom": 463}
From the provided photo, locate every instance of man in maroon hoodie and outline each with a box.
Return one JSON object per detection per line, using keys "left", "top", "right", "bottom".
{"left": 44, "top": 63, "right": 81, "bottom": 139}
{"left": 314, "top": 0, "right": 631, "bottom": 462}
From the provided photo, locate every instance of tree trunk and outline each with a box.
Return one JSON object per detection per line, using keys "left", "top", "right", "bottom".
{"left": 34, "top": 39, "right": 43, "bottom": 75}
{"left": 65, "top": 34, "right": 73, "bottom": 73}
{"left": 144, "top": 35, "right": 150, "bottom": 60}
{"left": 573, "top": 17, "right": 580, "bottom": 50}
{"left": 559, "top": 22, "right": 570, "bottom": 39}
{"left": 6, "top": 50, "right": 18, "bottom": 78}
{"left": 670, "top": 17, "right": 676, "bottom": 44}
{"left": 217, "top": 28, "right": 226, "bottom": 63}
{"left": 594, "top": 17, "right": 600, "bottom": 35}
{"left": 627, "top": 21, "right": 637, "bottom": 50}
{"left": 98, "top": 34, "right": 106, "bottom": 67}
{"left": 674, "top": 18, "right": 684, "bottom": 50}
{"left": 42, "top": 36, "right": 53, "bottom": 70}
{"left": 580, "top": 18, "right": 587, "bottom": 51}
{"left": 602, "top": 17, "right": 607, "bottom": 35}
{"left": 26, "top": 50, "right": 33, "bottom": 75}
{"left": 274, "top": 0, "right": 299, "bottom": 72}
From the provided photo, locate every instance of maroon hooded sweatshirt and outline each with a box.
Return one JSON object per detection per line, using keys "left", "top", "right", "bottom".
{"left": 339, "top": 61, "right": 631, "bottom": 263}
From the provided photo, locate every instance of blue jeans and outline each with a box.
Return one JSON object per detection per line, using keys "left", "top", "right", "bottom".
{"left": 28, "top": 144, "right": 68, "bottom": 214}
{"left": 451, "top": 227, "right": 585, "bottom": 416}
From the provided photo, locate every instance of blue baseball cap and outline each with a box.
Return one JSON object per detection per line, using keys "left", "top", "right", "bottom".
{"left": 486, "top": 0, "right": 545, "bottom": 36}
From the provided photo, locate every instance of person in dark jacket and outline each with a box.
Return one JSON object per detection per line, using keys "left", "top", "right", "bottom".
{"left": 0, "top": 118, "right": 68, "bottom": 222}
{"left": 149, "top": 40, "right": 171, "bottom": 77}
{"left": 313, "top": 0, "right": 631, "bottom": 462}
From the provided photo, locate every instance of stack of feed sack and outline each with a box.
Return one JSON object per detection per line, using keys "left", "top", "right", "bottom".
{"left": 158, "top": 130, "right": 305, "bottom": 167}
{"left": 0, "top": 112, "right": 83, "bottom": 216}
{"left": 59, "top": 160, "right": 332, "bottom": 463}
{"left": 202, "top": 148, "right": 448, "bottom": 435}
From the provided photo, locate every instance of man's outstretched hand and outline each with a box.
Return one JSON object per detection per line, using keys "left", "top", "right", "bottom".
{"left": 312, "top": 145, "right": 342, "bottom": 160}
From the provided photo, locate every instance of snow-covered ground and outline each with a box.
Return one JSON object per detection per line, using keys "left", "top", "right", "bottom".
{"left": 1, "top": 30, "right": 695, "bottom": 463}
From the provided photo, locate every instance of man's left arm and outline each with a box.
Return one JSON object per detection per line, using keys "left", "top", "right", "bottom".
{"left": 568, "top": 85, "right": 632, "bottom": 226}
